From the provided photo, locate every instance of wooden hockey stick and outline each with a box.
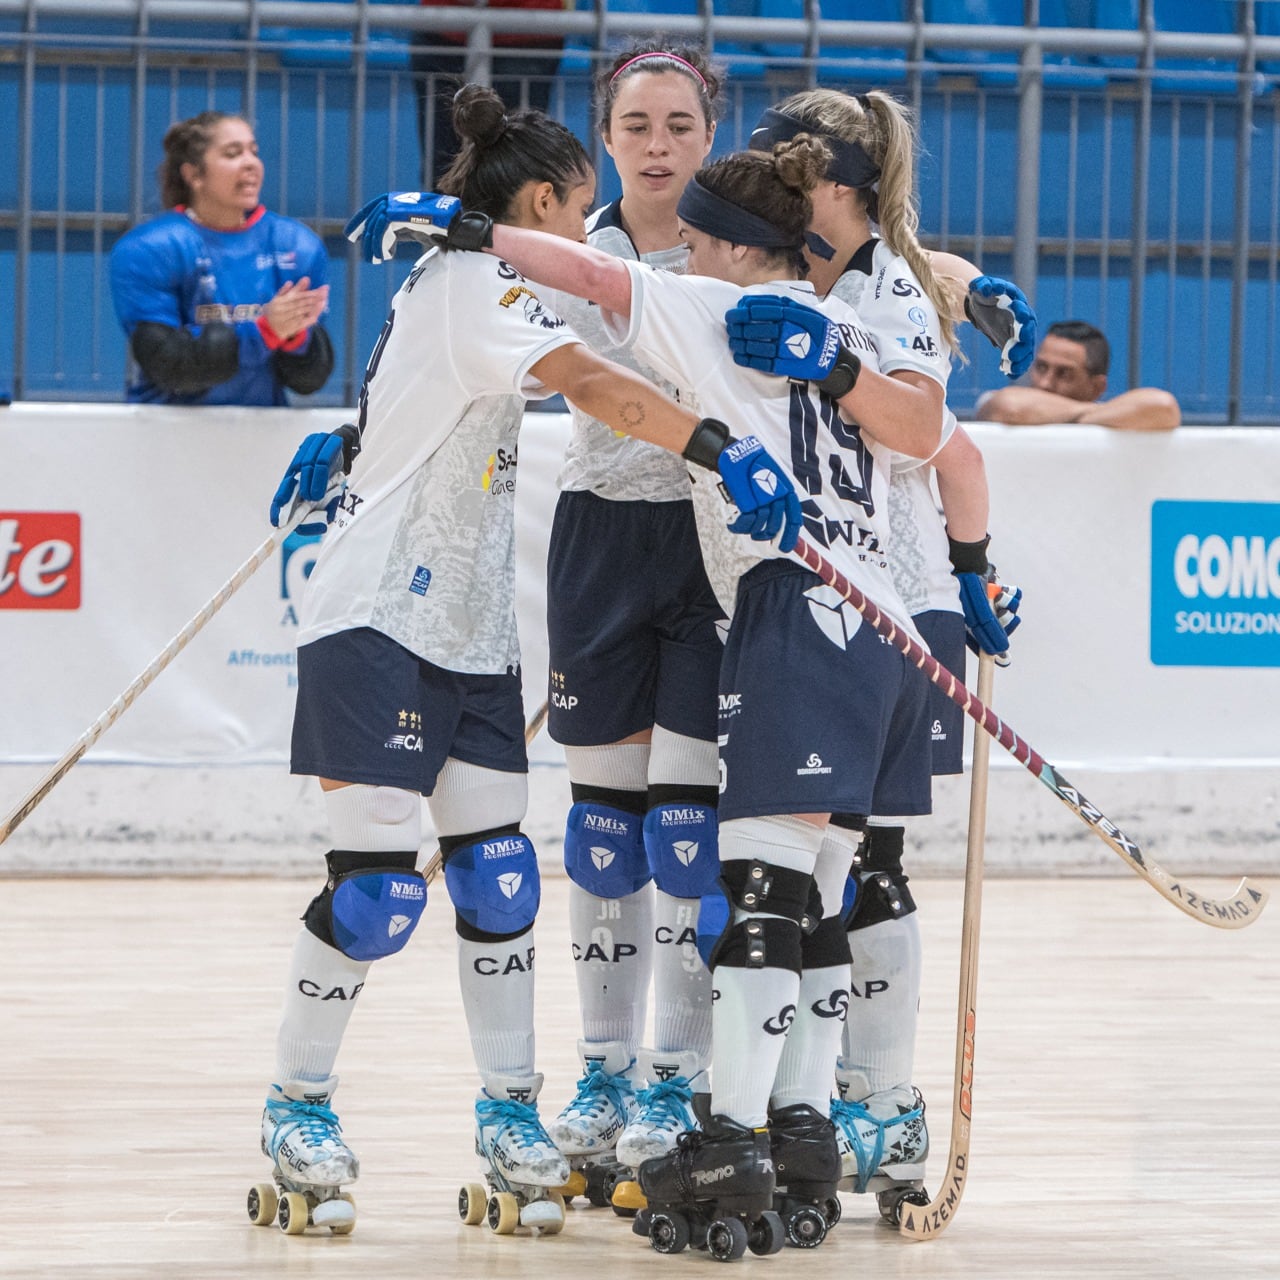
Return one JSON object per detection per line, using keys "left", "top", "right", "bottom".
{"left": 0, "top": 507, "right": 317, "bottom": 848}
{"left": 899, "top": 653, "right": 994, "bottom": 1241}
{"left": 420, "top": 700, "right": 550, "bottom": 885}
{"left": 792, "top": 536, "right": 1267, "bottom": 929}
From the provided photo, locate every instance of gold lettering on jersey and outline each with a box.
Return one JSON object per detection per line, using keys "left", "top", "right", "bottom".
{"left": 498, "top": 285, "right": 535, "bottom": 309}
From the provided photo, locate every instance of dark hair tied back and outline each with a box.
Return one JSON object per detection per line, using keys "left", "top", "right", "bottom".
{"left": 452, "top": 85, "right": 510, "bottom": 150}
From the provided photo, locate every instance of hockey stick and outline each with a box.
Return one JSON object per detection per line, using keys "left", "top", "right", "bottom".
{"left": 791, "top": 535, "right": 1267, "bottom": 929}
{"left": 0, "top": 507, "right": 316, "bottom": 847}
{"left": 420, "top": 699, "right": 550, "bottom": 885}
{"left": 899, "top": 652, "right": 994, "bottom": 1241}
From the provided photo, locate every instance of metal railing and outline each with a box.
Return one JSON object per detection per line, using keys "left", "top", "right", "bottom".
{"left": 2, "top": 0, "right": 1278, "bottom": 420}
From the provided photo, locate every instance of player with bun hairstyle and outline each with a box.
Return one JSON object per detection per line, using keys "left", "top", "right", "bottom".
{"left": 252, "top": 86, "right": 800, "bottom": 1239}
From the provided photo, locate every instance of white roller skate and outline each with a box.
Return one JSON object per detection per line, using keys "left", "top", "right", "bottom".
{"left": 459, "top": 1073, "right": 570, "bottom": 1236}
{"left": 547, "top": 1040, "right": 636, "bottom": 1211}
{"left": 612, "top": 1048, "right": 706, "bottom": 1215}
{"left": 248, "top": 1075, "right": 358, "bottom": 1236}
{"left": 831, "top": 1069, "right": 930, "bottom": 1227}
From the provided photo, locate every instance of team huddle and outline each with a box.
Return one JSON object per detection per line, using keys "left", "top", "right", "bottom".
{"left": 247, "top": 41, "right": 1029, "bottom": 1260}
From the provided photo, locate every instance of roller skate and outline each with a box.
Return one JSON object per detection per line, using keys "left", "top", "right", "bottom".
{"left": 612, "top": 1048, "right": 706, "bottom": 1215}
{"left": 248, "top": 1075, "right": 358, "bottom": 1235}
{"left": 768, "top": 1102, "right": 842, "bottom": 1248}
{"left": 547, "top": 1040, "right": 635, "bottom": 1212}
{"left": 460, "top": 1073, "right": 570, "bottom": 1235}
{"left": 633, "top": 1095, "right": 785, "bottom": 1262}
{"left": 831, "top": 1070, "right": 930, "bottom": 1227}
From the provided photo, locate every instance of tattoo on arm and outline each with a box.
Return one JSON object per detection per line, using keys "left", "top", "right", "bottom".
{"left": 618, "top": 399, "right": 647, "bottom": 431}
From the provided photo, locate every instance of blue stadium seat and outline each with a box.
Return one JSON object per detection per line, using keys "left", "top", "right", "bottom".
{"left": 1092, "top": 0, "right": 1255, "bottom": 96}
{"left": 259, "top": 0, "right": 416, "bottom": 71}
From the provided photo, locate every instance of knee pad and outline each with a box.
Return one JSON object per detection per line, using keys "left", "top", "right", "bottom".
{"left": 694, "top": 857, "right": 818, "bottom": 972}
{"left": 843, "top": 828, "right": 916, "bottom": 931}
{"left": 643, "top": 792, "right": 719, "bottom": 899}
{"left": 442, "top": 824, "right": 541, "bottom": 936}
{"left": 563, "top": 794, "right": 651, "bottom": 898}
{"left": 801, "top": 913, "right": 853, "bottom": 970}
{"left": 304, "top": 849, "right": 426, "bottom": 962}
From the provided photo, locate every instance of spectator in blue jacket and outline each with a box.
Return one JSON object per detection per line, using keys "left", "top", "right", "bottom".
{"left": 110, "top": 111, "right": 334, "bottom": 405}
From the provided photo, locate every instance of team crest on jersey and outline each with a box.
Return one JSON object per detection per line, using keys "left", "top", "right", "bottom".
{"left": 497, "top": 284, "right": 564, "bottom": 330}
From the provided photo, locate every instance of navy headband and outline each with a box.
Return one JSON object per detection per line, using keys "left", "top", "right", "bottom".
{"left": 749, "top": 107, "right": 881, "bottom": 190}
{"left": 676, "top": 174, "right": 802, "bottom": 251}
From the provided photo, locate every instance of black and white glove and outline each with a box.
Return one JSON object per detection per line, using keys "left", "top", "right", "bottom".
{"left": 269, "top": 422, "right": 361, "bottom": 534}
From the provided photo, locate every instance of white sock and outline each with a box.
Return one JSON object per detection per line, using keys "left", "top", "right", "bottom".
{"left": 769, "top": 961, "right": 849, "bottom": 1112}
{"left": 275, "top": 928, "right": 371, "bottom": 1084}
{"left": 711, "top": 963, "right": 800, "bottom": 1127}
{"left": 456, "top": 929, "right": 537, "bottom": 1079}
{"left": 651, "top": 889, "right": 712, "bottom": 1060}
{"left": 841, "top": 912, "right": 923, "bottom": 1095}
{"left": 568, "top": 880, "right": 653, "bottom": 1056}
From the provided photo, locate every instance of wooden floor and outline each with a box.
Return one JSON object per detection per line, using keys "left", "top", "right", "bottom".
{"left": 2, "top": 872, "right": 1277, "bottom": 1280}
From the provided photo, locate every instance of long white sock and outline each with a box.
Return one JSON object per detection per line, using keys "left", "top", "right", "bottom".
{"left": 275, "top": 928, "right": 372, "bottom": 1084}
{"left": 841, "top": 912, "right": 923, "bottom": 1095}
{"left": 711, "top": 964, "right": 800, "bottom": 1127}
{"left": 568, "top": 880, "right": 653, "bottom": 1056}
{"left": 456, "top": 929, "right": 537, "bottom": 1079}
{"left": 651, "top": 888, "right": 712, "bottom": 1060}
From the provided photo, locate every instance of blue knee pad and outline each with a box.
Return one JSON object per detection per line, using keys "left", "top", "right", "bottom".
{"left": 329, "top": 865, "right": 428, "bottom": 962}
{"left": 563, "top": 801, "right": 651, "bottom": 898}
{"left": 443, "top": 830, "right": 541, "bottom": 934}
{"left": 643, "top": 801, "right": 719, "bottom": 898}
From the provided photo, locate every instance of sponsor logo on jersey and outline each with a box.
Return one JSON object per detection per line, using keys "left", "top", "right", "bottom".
{"left": 804, "top": 584, "right": 863, "bottom": 650}
{"left": 194, "top": 302, "right": 264, "bottom": 325}
{"left": 907, "top": 305, "right": 928, "bottom": 329}
{"left": 482, "top": 446, "right": 518, "bottom": 496}
{"left": 1150, "top": 500, "right": 1280, "bottom": 667}
{"left": 931, "top": 718, "right": 947, "bottom": 741}
{"left": 719, "top": 692, "right": 743, "bottom": 712}
{"left": 410, "top": 565, "right": 432, "bottom": 596}
{"left": 0, "top": 512, "right": 81, "bottom": 610}
{"left": 894, "top": 277, "right": 922, "bottom": 298}
{"left": 796, "top": 751, "right": 833, "bottom": 776}
{"left": 384, "top": 733, "right": 423, "bottom": 751}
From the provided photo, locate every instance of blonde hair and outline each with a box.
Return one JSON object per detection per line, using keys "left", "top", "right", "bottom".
{"left": 774, "top": 88, "right": 963, "bottom": 354}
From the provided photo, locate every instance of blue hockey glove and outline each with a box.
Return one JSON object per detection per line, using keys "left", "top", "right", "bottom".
{"left": 725, "top": 295, "right": 862, "bottom": 398}
{"left": 269, "top": 423, "right": 361, "bottom": 534}
{"left": 965, "top": 276, "right": 1037, "bottom": 379}
{"left": 344, "top": 191, "right": 494, "bottom": 264}
{"left": 947, "top": 533, "right": 1022, "bottom": 667}
{"left": 717, "top": 435, "right": 804, "bottom": 553}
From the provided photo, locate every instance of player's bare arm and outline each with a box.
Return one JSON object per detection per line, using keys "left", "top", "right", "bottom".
{"left": 930, "top": 424, "right": 990, "bottom": 543}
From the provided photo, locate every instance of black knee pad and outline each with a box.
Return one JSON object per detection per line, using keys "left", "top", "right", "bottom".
{"left": 800, "top": 913, "right": 853, "bottom": 970}
{"left": 711, "top": 915, "right": 803, "bottom": 974}
{"left": 303, "top": 849, "right": 425, "bottom": 960}
{"left": 844, "top": 826, "right": 916, "bottom": 931}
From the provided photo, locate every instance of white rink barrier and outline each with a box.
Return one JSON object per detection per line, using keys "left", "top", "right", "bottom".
{"left": 2, "top": 404, "right": 1278, "bottom": 875}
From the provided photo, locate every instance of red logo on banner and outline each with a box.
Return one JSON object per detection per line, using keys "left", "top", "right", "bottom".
{"left": 0, "top": 512, "right": 82, "bottom": 610}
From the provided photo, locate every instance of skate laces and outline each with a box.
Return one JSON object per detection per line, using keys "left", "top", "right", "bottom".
{"left": 633, "top": 1077, "right": 694, "bottom": 1131}
{"left": 832, "top": 1092, "right": 925, "bottom": 1193}
{"left": 564, "top": 1063, "right": 633, "bottom": 1121}
{"left": 274, "top": 1097, "right": 344, "bottom": 1151}
{"left": 478, "top": 1097, "right": 553, "bottom": 1152}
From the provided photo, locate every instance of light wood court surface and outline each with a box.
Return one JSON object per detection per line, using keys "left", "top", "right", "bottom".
{"left": 2, "top": 873, "right": 1277, "bottom": 1280}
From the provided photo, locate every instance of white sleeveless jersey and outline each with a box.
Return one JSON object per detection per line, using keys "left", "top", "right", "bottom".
{"left": 601, "top": 265, "right": 921, "bottom": 644}
{"left": 297, "top": 247, "right": 580, "bottom": 673}
{"left": 828, "top": 239, "right": 961, "bottom": 618}
{"left": 553, "top": 202, "right": 694, "bottom": 502}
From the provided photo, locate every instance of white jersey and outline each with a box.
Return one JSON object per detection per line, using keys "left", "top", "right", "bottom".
{"left": 828, "top": 238, "right": 961, "bottom": 618}
{"left": 297, "top": 248, "right": 580, "bottom": 674}
{"left": 601, "top": 265, "right": 921, "bottom": 643}
{"left": 553, "top": 202, "right": 693, "bottom": 503}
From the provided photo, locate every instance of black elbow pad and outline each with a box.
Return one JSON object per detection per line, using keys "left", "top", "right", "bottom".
{"left": 274, "top": 324, "right": 335, "bottom": 397}
{"left": 130, "top": 321, "right": 240, "bottom": 395}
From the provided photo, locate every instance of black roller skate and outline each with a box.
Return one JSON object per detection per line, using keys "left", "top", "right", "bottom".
{"left": 768, "top": 1102, "right": 842, "bottom": 1248}
{"left": 634, "top": 1096, "right": 785, "bottom": 1262}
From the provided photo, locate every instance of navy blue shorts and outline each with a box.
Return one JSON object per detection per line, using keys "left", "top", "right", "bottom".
{"left": 717, "top": 562, "right": 932, "bottom": 822}
{"left": 546, "top": 490, "right": 725, "bottom": 746}
{"left": 291, "top": 627, "right": 527, "bottom": 793}
{"left": 916, "top": 609, "right": 966, "bottom": 778}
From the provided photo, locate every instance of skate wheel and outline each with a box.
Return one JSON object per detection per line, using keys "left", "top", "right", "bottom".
{"left": 822, "top": 1194, "right": 843, "bottom": 1228}
{"left": 706, "top": 1216, "right": 749, "bottom": 1262}
{"left": 648, "top": 1209, "right": 691, "bottom": 1255}
{"left": 557, "top": 1169, "right": 587, "bottom": 1200}
{"left": 314, "top": 1193, "right": 356, "bottom": 1234}
{"left": 784, "top": 1204, "right": 827, "bottom": 1249}
{"left": 458, "top": 1182, "right": 487, "bottom": 1226}
{"left": 487, "top": 1191, "right": 520, "bottom": 1235}
{"left": 746, "top": 1210, "right": 785, "bottom": 1256}
{"left": 247, "top": 1182, "right": 278, "bottom": 1227}
{"left": 877, "top": 1184, "right": 930, "bottom": 1227}
{"left": 277, "top": 1190, "right": 310, "bottom": 1235}
{"left": 584, "top": 1164, "right": 616, "bottom": 1208}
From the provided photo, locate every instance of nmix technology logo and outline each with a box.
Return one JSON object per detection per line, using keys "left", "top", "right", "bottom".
{"left": 1150, "top": 500, "right": 1280, "bottom": 668}
{"left": 0, "top": 512, "right": 81, "bottom": 609}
